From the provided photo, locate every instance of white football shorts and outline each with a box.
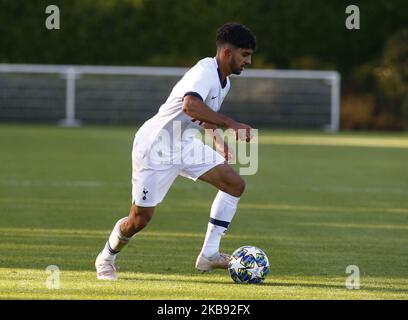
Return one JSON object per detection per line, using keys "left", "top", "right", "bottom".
{"left": 131, "top": 137, "right": 225, "bottom": 207}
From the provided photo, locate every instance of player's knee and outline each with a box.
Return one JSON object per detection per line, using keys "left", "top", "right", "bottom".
{"left": 228, "top": 177, "right": 245, "bottom": 197}
{"left": 235, "top": 178, "right": 246, "bottom": 196}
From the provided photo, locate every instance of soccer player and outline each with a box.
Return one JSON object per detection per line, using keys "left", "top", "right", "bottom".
{"left": 95, "top": 22, "right": 256, "bottom": 280}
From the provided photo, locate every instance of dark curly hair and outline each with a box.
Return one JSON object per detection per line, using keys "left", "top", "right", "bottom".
{"left": 216, "top": 22, "right": 256, "bottom": 50}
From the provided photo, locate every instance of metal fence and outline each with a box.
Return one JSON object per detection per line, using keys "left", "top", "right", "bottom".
{"left": 0, "top": 64, "right": 340, "bottom": 131}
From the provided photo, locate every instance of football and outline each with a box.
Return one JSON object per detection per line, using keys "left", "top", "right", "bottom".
{"left": 228, "top": 246, "right": 270, "bottom": 284}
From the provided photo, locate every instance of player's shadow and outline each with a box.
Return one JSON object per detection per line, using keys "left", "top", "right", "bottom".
{"left": 120, "top": 275, "right": 326, "bottom": 287}
{"left": 119, "top": 274, "right": 408, "bottom": 294}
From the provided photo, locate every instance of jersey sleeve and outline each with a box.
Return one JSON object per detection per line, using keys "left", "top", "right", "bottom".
{"left": 181, "top": 65, "right": 213, "bottom": 102}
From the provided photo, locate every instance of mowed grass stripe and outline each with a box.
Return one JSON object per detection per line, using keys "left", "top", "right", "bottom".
{"left": 2, "top": 197, "right": 408, "bottom": 214}
{"left": 258, "top": 135, "right": 408, "bottom": 148}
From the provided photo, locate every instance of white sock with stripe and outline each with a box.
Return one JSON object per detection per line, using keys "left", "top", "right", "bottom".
{"left": 100, "top": 217, "right": 131, "bottom": 261}
{"left": 200, "top": 191, "right": 240, "bottom": 258}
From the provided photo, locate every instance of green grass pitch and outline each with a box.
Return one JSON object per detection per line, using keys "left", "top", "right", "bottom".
{"left": 0, "top": 124, "right": 407, "bottom": 299}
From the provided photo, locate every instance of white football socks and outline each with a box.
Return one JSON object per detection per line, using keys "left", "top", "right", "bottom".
{"left": 200, "top": 190, "right": 240, "bottom": 258}
{"left": 100, "top": 217, "right": 132, "bottom": 261}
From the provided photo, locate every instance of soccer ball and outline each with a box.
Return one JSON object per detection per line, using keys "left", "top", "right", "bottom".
{"left": 228, "top": 246, "right": 270, "bottom": 284}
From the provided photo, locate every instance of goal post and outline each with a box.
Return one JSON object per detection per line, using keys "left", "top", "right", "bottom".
{"left": 228, "top": 69, "right": 340, "bottom": 132}
{"left": 0, "top": 63, "right": 340, "bottom": 132}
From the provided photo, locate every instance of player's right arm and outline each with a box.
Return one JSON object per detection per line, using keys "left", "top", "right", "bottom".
{"left": 183, "top": 95, "right": 253, "bottom": 142}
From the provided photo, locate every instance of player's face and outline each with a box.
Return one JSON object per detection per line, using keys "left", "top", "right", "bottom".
{"left": 230, "top": 48, "right": 253, "bottom": 75}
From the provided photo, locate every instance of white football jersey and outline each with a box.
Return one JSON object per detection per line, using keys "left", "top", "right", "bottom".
{"left": 134, "top": 57, "right": 231, "bottom": 153}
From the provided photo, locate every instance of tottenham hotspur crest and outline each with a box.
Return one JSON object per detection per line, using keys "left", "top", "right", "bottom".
{"left": 142, "top": 188, "right": 149, "bottom": 200}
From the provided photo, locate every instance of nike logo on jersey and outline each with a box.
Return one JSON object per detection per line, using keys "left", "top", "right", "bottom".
{"left": 211, "top": 96, "right": 218, "bottom": 99}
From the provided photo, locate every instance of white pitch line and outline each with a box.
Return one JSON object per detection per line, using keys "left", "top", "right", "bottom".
{"left": 0, "top": 179, "right": 106, "bottom": 187}
{"left": 258, "top": 136, "right": 408, "bottom": 149}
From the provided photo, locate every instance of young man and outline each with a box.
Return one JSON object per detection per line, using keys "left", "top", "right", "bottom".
{"left": 95, "top": 22, "right": 256, "bottom": 280}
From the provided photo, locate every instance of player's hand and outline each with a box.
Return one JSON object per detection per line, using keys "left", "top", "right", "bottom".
{"left": 229, "top": 121, "right": 253, "bottom": 142}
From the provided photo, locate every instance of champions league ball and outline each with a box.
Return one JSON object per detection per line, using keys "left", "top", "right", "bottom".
{"left": 228, "top": 246, "right": 270, "bottom": 284}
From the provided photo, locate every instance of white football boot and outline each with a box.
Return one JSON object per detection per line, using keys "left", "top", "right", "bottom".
{"left": 95, "top": 253, "right": 118, "bottom": 280}
{"left": 195, "top": 252, "right": 231, "bottom": 272}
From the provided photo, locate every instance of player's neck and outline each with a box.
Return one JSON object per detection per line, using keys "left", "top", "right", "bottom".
{"left": 215, "top": 56, "right": 230, "bottom": 82}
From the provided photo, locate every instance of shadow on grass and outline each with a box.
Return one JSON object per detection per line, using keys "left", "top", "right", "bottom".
{"left": 118, "top": 274, "right": 408, "bottom": 294}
